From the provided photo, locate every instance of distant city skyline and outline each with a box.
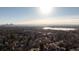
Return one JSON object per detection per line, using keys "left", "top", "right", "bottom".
{"left": 0, "top": 7, "right": 79, "bottom": 25}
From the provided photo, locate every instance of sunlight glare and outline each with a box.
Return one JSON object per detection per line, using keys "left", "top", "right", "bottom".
{"left": 39, "top": 7, "right": 53, "bottom": 15}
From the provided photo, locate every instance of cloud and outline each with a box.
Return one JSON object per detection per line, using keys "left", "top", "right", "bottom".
{"left": 16, "top": 17, "right": 79, "bottom": 25}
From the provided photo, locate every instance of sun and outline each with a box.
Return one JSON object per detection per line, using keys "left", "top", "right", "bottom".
{"left": 39, "top": 7, "right": 53, "bottom": 16}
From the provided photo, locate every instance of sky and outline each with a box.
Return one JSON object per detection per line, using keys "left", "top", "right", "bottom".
{"left": 0, "top": 7, "right": 79, "bottom": 25}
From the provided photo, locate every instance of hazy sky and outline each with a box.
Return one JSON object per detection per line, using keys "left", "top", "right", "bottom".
{"left": 0, "top": 7, "right": 79, "bottom": 25}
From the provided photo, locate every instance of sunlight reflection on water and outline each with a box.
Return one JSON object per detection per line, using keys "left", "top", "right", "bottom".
{"left": 43, "top": 27, "right": 76, "bottom": 31}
